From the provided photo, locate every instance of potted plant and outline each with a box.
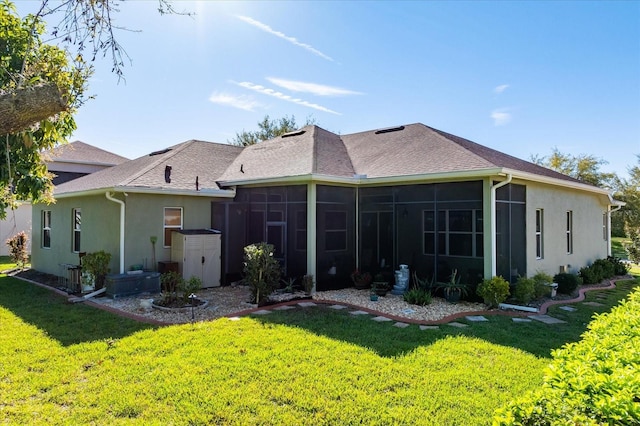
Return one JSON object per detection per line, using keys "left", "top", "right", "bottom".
{"left": 351, "top": 269, "right": 372, "bottom": 289}
{"left": 81, "top": 250, "right": 112, "bottom": 291}
{"left": 437, "top": 269, "right": 468, "bottom": 303}
{"left": 372, "top": 273, "right": 389, "bottom": 296}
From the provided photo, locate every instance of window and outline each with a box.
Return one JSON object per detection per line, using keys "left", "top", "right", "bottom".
{"left": 164, "top": 207, "right": 183, "bottom": 247}
{"left": 325, "top": 211, "right": 347, "bottom": 251}
{"left": 295, "top": 210, "right": 307, "bottom": 251}
{"left": 535, "top": 209, "right": 543, "bottom": 259}
{"left": 425, "top": 209, "right": 483, "bottom": 257}
{"left": 42, "top": 210, "right": 51, "bottom": 249}
{"left": 72, "top": 208, "right": 81, "bottom": 253}
{"left": 566, "top": 210, "right": 573, "bottom": 254}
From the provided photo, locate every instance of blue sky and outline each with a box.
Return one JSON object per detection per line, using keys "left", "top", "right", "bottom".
{"left": 18, "top": 1, "right": 640, "bottom": 179}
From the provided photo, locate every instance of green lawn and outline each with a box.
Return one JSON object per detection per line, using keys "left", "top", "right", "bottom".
{"left": 1, "top": 273, "right": 638, "bottom": 425}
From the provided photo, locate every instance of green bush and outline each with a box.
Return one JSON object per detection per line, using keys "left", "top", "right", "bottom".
{"left": 608, "top": 256, "right": 630, "bottom": 276}
{"left": 477, "top": 276, "right": 510, "bottom": 308}
{"left": 553, "top": 272, "right": 581, "bottom": 294}
{"left": 531, "top": 271, "right": 553, "bottom": 298}
{"left": 494, "top": 286, "right": 640, "bottom": 425}
{"left": 403, "top": 288, "right": 432, "bottom": 306}
{"left": 513, "top": 276, "right": 535, "bottom": 305}
{"left": 180, "top": 276, "right": 202, "bottom": 304}
{"left": 580, "top": 265, "right": 601, "bottom": 285}
{"left": 593, "top": 258, "right": 615, "bottom": 279}
{"left": 243, "top": 242, "right": 281, "bottom": 305}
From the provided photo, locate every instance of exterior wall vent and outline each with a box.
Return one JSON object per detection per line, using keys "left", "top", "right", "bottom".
{"left": 374, "top": 126, "right": 405, "bottom": 135}
{"left": 149, "top": 148, "right": 172, "bottom": 156}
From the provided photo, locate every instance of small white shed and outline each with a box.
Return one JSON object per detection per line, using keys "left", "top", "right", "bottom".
{"left": 171, "top": 229, "right": 221, "bottom": 288}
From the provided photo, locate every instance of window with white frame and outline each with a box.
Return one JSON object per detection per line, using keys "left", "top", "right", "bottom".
{"left": 42, "top": 210, "right": 51, "bottom": 249}
{"left": 72, "top": 208, "right": 81, "bottom": 253}
{"left": 566, "top": 210, "right": 573, "bottom": 254}
{"left": 535, "top": 209, "right": 543, "bottom": 259}
{"left": 164, "top": 207, "right": 183, "bottom": 247}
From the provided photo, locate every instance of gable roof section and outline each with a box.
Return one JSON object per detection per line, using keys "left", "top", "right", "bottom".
{"left": 55, "top": 140, "right": 243, "bottom": 196}
{"left": 217, "top": 125, "right": 355, "bottom": 182}
{"left": 45, "top": 141, "right": 128, "bottom": 166}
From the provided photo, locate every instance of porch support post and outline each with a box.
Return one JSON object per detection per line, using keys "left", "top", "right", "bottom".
{"left": 490, "top": 174, "right": 512, "bottom": 277}
{"left": 307, "top": 182, "right": 317, "bottom": 292}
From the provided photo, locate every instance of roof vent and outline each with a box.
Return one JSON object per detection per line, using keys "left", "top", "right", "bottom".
{"left": 281, "top": 130, "right": 306, "bottom": 138}
{"left": 374, "top": 126, "right": 405, "bottom": 135}
{"left": 149, "top": 148, "right": 172, "bottom": 156}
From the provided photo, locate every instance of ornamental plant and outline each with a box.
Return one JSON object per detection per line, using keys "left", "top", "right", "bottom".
{"left": 476, "top": 276, "right": 510, "bottom": 308}
{"left": 532, "top": 271, "right": 553, "bottom": 298}
{"left": 553, "top": 272, "right": 582, "bottom": 294}
{"left": 513, "top": 276, "right": 535, "bottom": 305}
{"left": 6, "top": 231, "right": 28, "bottom": 270}
{"left": 243, "top": 242, "right": 281, "bottom": 305}
{"left": 81, "top": 250, "right": 111, "bottom": 289}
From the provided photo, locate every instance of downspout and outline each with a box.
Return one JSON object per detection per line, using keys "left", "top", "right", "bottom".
{"left": 105, "top": 191, "right": 125, "bottom": 274}
{"left": 607, "top": 204, "right": 623, "bottom": 256}
{"left": 490, "top": 174, "right": 512, "bottom": 277}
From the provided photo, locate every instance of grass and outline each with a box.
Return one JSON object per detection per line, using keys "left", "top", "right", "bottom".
{"left": 1, "top": 269, "right": 638, "bottom": 425}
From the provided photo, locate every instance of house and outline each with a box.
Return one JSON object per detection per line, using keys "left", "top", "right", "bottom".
{"left": 31, "top": 124, "right": 621, "bottom": 292}
{"left": 0, "top": 141, "right": 127, "bottom": 256}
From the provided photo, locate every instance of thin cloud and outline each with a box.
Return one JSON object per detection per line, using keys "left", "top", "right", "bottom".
{"left": 209, "top": 92, "right": 263, "bottom": 111}
{"left": 237, "top": 15, "right": 334, "bottom": 62}
{"left": 491, "top": 109, "right": 512, "bottom": 126}
{"left": 235, "top": 81, "right": 341, "bottom": 115}
{"left": 494, "top": 84, "right": 509, "bottom": 94}
{"left": 267, "top": 77, "right": 362, "bottom": 96}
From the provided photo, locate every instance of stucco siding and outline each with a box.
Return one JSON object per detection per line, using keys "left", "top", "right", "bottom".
{"left": 0, "top": 203, "right": 32, "bottom": 256}
{"left": 526, "top": 181, "right": 609, "bottom": 277}
{"left": 31, "top": 195, "right": 120, "bottom": 276}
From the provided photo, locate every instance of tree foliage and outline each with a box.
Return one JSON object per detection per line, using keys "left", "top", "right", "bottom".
{"left": 530, "top": 147, "right": 618, "bottom": 188}
{"left": 0, "top": 0, "right": 89, "bottom": 217}
{"left": 230, "top": 115, "right": 316, "bottom": 146}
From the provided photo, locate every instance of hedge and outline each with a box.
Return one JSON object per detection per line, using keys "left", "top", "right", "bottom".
{"left": 494, "top": 286, "right": 640, "bottom": 425}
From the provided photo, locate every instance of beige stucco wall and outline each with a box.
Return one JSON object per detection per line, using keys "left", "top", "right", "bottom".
{"left": 31, "top": 192, "right": 224, "bottom": 277}
{"left": 525, "top": 180, "right": 610, "bottom": 277}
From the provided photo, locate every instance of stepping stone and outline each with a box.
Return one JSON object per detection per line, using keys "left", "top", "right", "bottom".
{"left": 529, "top": 314, "right": 567, "bottom": 324}
{"left": 251, "top": 310, "right": 272, "bottom": 315}
{"left": 512, "top": 317, "right": 533, "bottom": 323}
{"left": 447, "top": 322, "right": 468, "bottom": 328}
{"left": 466, "top": 315, "right": 489, "bottom": 322}
{"left": 297, "top": 302, "right": 317, "bottom": 308}
{"left": 349, "top": 310, "right": 370, "bottom": 316}
{"left": 420, "top": 325, "right": 439, "bottom": 330}
{"left": 372, "top": 316, "right": 393, "bottom": 322}
{"left": 228, "top": 317, "right": 241, "bottom": 321}
{"left": 273, "top": 305, "right": 294, "bottom": 311}
{"left": 582, "top": 301, "right": 604, "bottom": 307}
{"left": 329, "top": 304, "right": 347, "bottom": 310}
{"left": 394, "top": 322, "right": 410, "bottom": 328}
{"left": 559, "top": 306, "right": 577, "bottom": 312}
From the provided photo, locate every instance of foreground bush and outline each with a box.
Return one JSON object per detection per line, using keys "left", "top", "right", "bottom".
{"left": 494, "top": 286, "right": 640, "bottom": 425}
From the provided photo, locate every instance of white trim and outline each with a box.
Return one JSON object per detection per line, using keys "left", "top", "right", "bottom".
{"left": 55, "top": 186, "right": 237, "bottom": 199}
{"left": 307, "top": 183, "right": 317, "bottom": 292}
{"left": 105, "top": 192, "right": 125, "bottom": 274}
{"left": 490, "top": 174, "right": 513, "bottom": 277}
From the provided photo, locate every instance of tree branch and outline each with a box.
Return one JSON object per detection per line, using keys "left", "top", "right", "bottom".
{"left": 0, "top": 83, "right": 67, "bottom": 135}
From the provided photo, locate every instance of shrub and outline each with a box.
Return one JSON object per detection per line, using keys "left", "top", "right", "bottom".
{"left": 608, "top": 256, "right": 629, "bottom": 276}
{"left": 579, "top": 265, "right": 601, "bottom": 285}
{"left": 477, "top": 276, "right": 510, "bottom": 308}
{"left": 553, "top": 272, "right": 581, "bottom": 294}
{"left": 403, "top": 288, "right": 432, "bottom": 306}
{"left": 180, "top": 276, "right": 202, "bottom": 304}
{"left": 626, "top": 228, "right": 640, "bottom": 264}
{"left": 593, "top": 258, "right": 615, "bottom": 280}
{"left": 160, "top": 271, "right": 183, "bottom": 305}
{"left": 494, "top": 286, "right": 640, "bottom": 425}
{"left": 82, "top": 250, "right": 112, "bottom": 289}
{"left": 532, "top": 271, "right": 553, "bottom": 298}
{"left": 513, "top": 276, "right": 535, "bottom": 305}
{"left": 6, "top": 231, "right": 28, "bottom": 270}
{"left": 243, "top": 242, "right": 281, "bottom": 305}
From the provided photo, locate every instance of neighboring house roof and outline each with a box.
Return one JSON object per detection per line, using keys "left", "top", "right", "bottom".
{"left": 45, "top": 141, "right": 128, "bottom": 167}
{"left": 55, "top": 140, "right": 243, "bottom": 197}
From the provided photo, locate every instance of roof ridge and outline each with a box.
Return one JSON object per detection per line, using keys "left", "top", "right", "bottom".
{"left": 120, "top": 140, "right": 195, "bottom": 186}
{"left": 423, "top": 124, "right": 497, "bottom": 167}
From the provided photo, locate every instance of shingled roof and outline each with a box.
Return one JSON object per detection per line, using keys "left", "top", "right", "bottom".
{"left": 55, "top": 140, "right": 243, "bottom": 196}
{"left": 219, "top": 123, "right": 587, "bottom": 186}
{"left": 45, "top": 141, "right": 128, "bottom": 166}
